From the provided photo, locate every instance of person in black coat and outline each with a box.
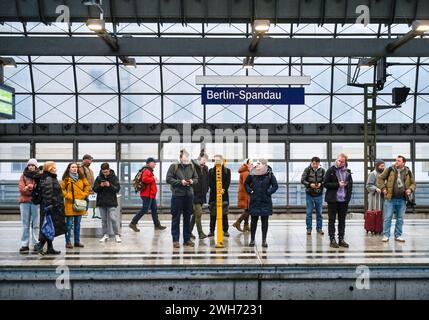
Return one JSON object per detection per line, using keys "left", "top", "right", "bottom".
{"left": 190, "top": 150, "right": 209, "bottom": 239}
{"left": 245, "top": 159, "right": 278, "bottom": 248}
{"left": 207, "top": 154, "right": 231, "bottom": 238}
{"left": 93, "top": 163, "right": 122, "bottom": 243}
{"left": 323, "top": 153, "right": 353, "bottom": 249}
{"left": 34, "top": 161, "right": 66, "bottom": 255}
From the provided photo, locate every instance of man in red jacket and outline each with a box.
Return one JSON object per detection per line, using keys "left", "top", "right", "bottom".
{"left": 129, "top": 157, "right": 166, "bottom": 232}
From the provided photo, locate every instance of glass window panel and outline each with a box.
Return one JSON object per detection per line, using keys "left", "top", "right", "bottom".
{"left": 116, "top": 23, "right": 158, "bottom": 34}
{"left": 3, "top": 64, "right": 32, "bottom": 93}
{"left": 162, "top": 64, "right": 202, "bottom": 93}
{"left": 288, "top": 162, "right": 329, "bottom": 182}
{"left": 332, "top": 95, "right": 364, "bottom": 123}
{"left": 204, "top": 23, "right": 247, "bottom": 35}
{"left": 376, "top": 143, "right": 410, "bottom": 160}
{"left": 0, "top": 94, "right": 32, "bottom": 123}
{"left": 161, "top": 143, "right": 201, "bottom": 161}
{"left": 26, "top": 22, "right": 69, "bottom": 33}
{"left": 290, "top": 95, "right": 330, "bottom": 123}
{"left": 376, "top": 94, "right": 414, "bottom": 124}
{"left": 0, "top": 162, "right": 30, "bottom": 205}
{"left": 75, "top": 56, "right": 116, "bottom": 63}
{"left": 121, "top": 143, "right": 158, "bottom": 160}
{"left": 333, "top": 64, "right": 374, "bottom": 93}
{"left": 205, "top": 143, "right": 243, "bottom": 161}
{"left": 35, "top": 95, "right": 76, "bottom": 123}
{"left": 76, "top": 64, "right": 118, "bottom": 93}
{"left": 78, "top": 143, "right": 116, "bottom": 160}
{"left": 206, "top": 105, "right": 246, "bottom": 123}
{"left": 32, "top": 64, "right": 74, "bottom": 93}
{"left": 0, "top": 143, "right": 30, "bottom": 160}
{"left": 78, "top": 95, "right": 118, "bottom": 123}
{"left": 0, "top": 22, "right": 25, "bottom": 33}
{"left": 292, "top": 65, "right": 331, "bottom": 93}
{"left": 160, "top": 23, "right": 202, "bottom": 34}
{"left": 121, "top": 95, "right": 161, "bottom": 123}
{"left": 248, "top": 143, "right": 285, "bottom": 160}
{"left": 293, "top": 24, "right": 335, "bottom": 35}
{"left": 414, "top": 162, "right": 429, "bottom": 182}
{"left": 163, "top": 95, "right": 203, "bottom": 123}
{"left": 378, "top": 65, "right": 416, "bottom": 94}
{"left": 418, "top": 65, "right": 429, "bottom": 93}
{"left": 31, "top": 56, "right": 73, "bottom": 63}
{"left": 36, "top": 143, "right": 73, "bottom": 160}
{"left": 336, "top": 24, "right": 380, "bottom": 36}
{"left": 416, "top": 96, "right": 429, "bottom": 123}
{"left": 119, "top": 65, "right": 160, "bottom": 93}
{"left": 332, "top": 143, "right": 364, "bottom": 159}
{"left": 248, "top": 105, "right": 288, "bottom": 123}
{"left": 290, "top": 143, "right": 327, "bottom": 160}
{"left": 416, "top": 143, "right": 429, "bottom": 159}
{"left": 248, "top": 65, "right": 290, "bottom": 78}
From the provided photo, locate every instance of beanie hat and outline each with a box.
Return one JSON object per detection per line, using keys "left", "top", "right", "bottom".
{"left": 27, "top": 158, "right": 38, "bottom": 167}
{"left": 375, "top": 159, "right": 385, "bottom": 168}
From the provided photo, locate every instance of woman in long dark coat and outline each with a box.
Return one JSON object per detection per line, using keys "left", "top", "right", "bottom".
{"left": 244, "top": 159, "right": 278, "bottom": 248}
{"left": 34, "top": 161, "right": 66, "bottom": 255}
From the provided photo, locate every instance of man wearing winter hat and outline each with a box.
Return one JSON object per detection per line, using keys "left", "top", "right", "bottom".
{"left": 18, "top": 158, "right": 41, "bottom": 253}
{"left": 129, "top": 157, "right": 166, "bottom": 232}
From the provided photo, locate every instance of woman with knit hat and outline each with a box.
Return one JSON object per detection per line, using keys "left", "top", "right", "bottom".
{"left": 18, "top": 158, "right": 40, "bottom": 253}
{"left": 244, "top": 159, "right": 278, "bottom": 247}
{"left": 34, "top": 161, "right": 66, "bottom": 255}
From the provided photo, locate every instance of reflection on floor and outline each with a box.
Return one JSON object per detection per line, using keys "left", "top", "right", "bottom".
{"left": 1, "top": 218, "right": 429, "bottom": 267}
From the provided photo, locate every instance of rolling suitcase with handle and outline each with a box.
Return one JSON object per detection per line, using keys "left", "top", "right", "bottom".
{"left": 364, "top": 192, "right": 383, "bottom": 235}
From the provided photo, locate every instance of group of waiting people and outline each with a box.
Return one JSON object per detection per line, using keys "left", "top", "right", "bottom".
{"left": 302, "top": 153, "right": 416, "bottom": 248}
{"left": 18, "top": 155, "right": 122, "bottom": 255}
{"left": 18, "top": 150, "right": 416, "bottom": 254}
{"left": 128, "top": 149, "right": 278, "bottom": 248}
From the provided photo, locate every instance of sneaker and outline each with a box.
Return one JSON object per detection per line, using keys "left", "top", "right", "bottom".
{"left": 262, "top": 240, "right": 268, "bottom": 248}
{"left": 65, "top": 243, "right": 73, "bottom": 249}
{"left": 129, "top": 223, "right": 140, "bottom": 232}
{"left": 173, "top": 241, "right": 180, "bottom": 249}
{"left": 317, "top": 229, "right": 324, "bottom": 235}
{"left": 184, "top": 240, "right": 195, "bottom": 247}
{"left": 248, "top": 240, "right": 255, "bottom": 247}
{"left": 199, "top": 233, "right": 208, "bottom": 239}
{"left": 395, "top": 236, "right": 405, "bottom": 243}
{"left": 306, "top": 229, "right": 312, "bottom": 235}
{"left": 46, "top": 248, "right": 61, "bottom": 255}
{"left": 19, "top": 246, "right": 29, "bottom": 254}
{"left": 74, "top": 243, "right": 84, "bottom": 248}
{"left": 115, "top": 235, "right": 122, "bottom": 243}
{"left": 155, "top": 225, "right": 167, "bottom": 230}
{"left": 381, "top": 236, "right": 389, "bottom": 242}
{"left": 223, "top": 231, "right": 230, "bottom": 237}
{"left": 34, "top": 243, "right": 45, "bottom": 256}
{"left": 99, "top": 234, "right": 109, "bottom": 242}
{"left": 232, "top": 221, "right": 243, "bottom": 232}
{"left": 329, "top": 239, "right": 339, "bottom": 248}
{"left": 338, "top": 239, "right": 349, "bottom": 248}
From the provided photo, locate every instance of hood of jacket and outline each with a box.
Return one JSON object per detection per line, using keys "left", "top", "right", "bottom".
{"left": 238, "top": 164, "right": 250, "bottom": 174}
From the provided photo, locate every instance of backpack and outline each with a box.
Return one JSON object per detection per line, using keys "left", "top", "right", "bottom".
{"left": 133, "top": 167, "right": 149, "bottom": 193}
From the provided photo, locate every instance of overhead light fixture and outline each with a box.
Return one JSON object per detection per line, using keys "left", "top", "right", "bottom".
{"left": 253, "top": 20, "right": 270, "bottom": 33}
{"left": 412, "top": 20, "right": 429, "bottom": 34}
{"left": 0, "top": 57, "right": 17, "bottom": 68}
{"left": 86, "top": 18, "right": 105, "bottom": 31}
{"left": 243, "top": 56, "right": 254, "bottom": 69}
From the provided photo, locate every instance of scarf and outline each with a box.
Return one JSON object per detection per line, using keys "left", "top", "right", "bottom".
{"left": 251, "top": 165, "right": 268, "bottom": 176}
{"left": 23, "top": 168, "right": 37, "bottom": 179}
{"left": 395, "top": 166, "right": 405, "bottom": 189}
{"left": 69, "top": 172, "right": 79, "bottom": 182}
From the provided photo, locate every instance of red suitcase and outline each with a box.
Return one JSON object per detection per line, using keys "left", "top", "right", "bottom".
{"left": 364, "top": 193, "right": 383, "bottom": 235}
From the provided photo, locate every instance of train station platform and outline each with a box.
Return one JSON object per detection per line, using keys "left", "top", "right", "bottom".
{"left": 1, "top": 217, "right": 429, "bottom": 300}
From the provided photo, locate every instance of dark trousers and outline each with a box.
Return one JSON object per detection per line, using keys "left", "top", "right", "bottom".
{"left": 250, "top": 215, "right": 269, "bottom": 241}
{"left": 131, "top": 197, "right": 161, "bottom": 227}
{"left": 327, "top": 201, "right": 347, "bottom": 240}
{"left": 171, "top": 195, "right": 193, "bottom": 243}
{"left": 209, "top": 214, "right": 229, "bottom": 233}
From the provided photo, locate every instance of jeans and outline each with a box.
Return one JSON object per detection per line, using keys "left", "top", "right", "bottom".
{"left": 171, "top": 195, "right": 193, "bottom": 243}
{"left": 383, "top": 198, "right": 406, "bottom": 238}
{"left": 99, "top": 207, "right": 119, "bottom": 236}
{"left": 305, "top": 193, "right": 323, "bottom": 231}
{"left": 65, "top": 215, "right": 82, "bottom": 244}
{"left": 327, "top": 202, "right": 347, "bottom": 240}
{"left": 131, "top": 197, "right": 161, "bottom": 227}
{"left": 19, "top": 202, "right": 39, "bottom": 247}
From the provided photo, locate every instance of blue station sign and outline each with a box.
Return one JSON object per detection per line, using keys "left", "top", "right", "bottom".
{"left": 201, "top": 87, "right": 305, "bottom": 105}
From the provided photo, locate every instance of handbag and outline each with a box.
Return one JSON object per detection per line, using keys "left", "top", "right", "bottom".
{"left": 41, "top": 207, "right": 55, "bottom": 241}
{"left": 71, "top": 182, "right": 87, "bottom": 212}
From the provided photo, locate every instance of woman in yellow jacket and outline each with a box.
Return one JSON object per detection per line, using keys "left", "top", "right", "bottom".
{"left": 61, "top": 162, "right": 90, "bottom": 249}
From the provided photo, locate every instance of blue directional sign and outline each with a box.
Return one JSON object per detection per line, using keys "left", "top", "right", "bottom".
{"left": 201, "top": 87, "right": 305, "bottom": 105}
